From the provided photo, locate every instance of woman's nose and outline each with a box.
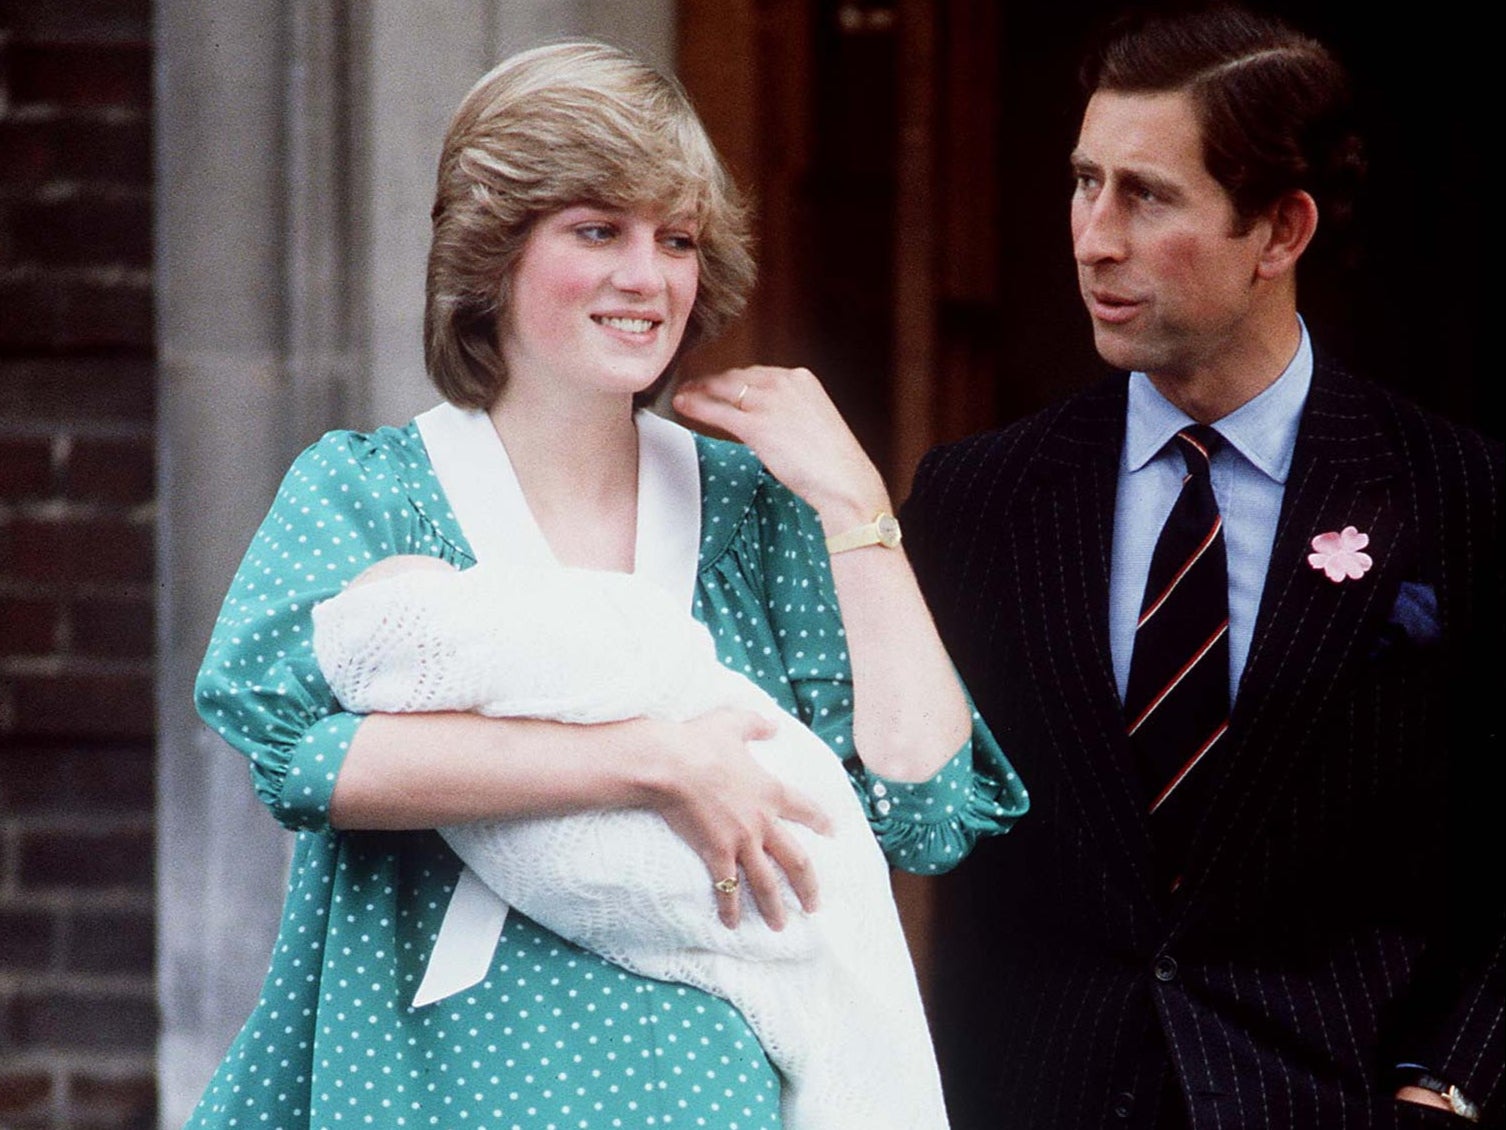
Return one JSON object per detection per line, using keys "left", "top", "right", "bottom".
{"left": 610, "top": 233, "right": 666, "bottom": 295}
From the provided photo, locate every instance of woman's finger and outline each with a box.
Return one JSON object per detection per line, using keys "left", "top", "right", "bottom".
{"left": 739, "top": 711, "right": 779, "bottom": 744}
{"left": 673, "top": 380, "right": 749, "bottom": 439}
{"left": 765, "top": 824, "right": 820, "bottom": 914}
{"left": 682, "top": 365, "right": 766, "bottom": 405}
{"left": 778, "top": 782, "right": 834, "bottom": 838}
{"left": 708, "top": 853, "right": 742, "bottom": 929}
{"left": 740, "top": 845, "right": 789, "bottom": 932}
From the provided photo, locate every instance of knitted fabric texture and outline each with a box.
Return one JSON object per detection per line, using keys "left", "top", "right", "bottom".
{"left": 311, "top": 559, "right": 949, "bottom": 1130}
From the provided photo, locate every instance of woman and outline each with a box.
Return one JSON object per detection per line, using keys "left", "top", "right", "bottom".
{"left": 190, "top": 42, "right": 1026, "bottom": 1129}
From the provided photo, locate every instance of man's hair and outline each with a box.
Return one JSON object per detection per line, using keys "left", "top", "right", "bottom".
{"left": 425, "top": 41, "right": 755, "bottom": 409}
{"left": 1081, "top": 5, "right": 1364, "bottom": 241}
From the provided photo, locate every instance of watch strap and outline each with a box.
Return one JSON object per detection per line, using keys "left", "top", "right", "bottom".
{"left": 825, "top": 512, "right": 902, "bottom": 555}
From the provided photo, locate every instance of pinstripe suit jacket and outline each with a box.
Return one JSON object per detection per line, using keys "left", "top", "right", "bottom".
{"left": 904, "top": 355, "right": 1504, "bottom": 1130}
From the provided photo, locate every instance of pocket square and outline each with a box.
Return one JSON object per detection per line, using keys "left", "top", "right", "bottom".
{"left": 1369, "top": 580, "right": 1440, "bottom": 658}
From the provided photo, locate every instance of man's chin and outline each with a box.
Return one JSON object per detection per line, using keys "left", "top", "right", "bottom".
{"left": 1090, "top": 326, "right": 1153, "bottom": 373}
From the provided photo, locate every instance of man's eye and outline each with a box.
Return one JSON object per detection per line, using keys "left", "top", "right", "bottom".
{"left": 1073, "top": 172, "right": 1099, "bottom": 194}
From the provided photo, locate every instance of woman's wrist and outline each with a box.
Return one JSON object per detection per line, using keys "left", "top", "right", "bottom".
{"left": 808, "top": 480, "right": 894, "bottom": 538}
{"left": 614, "top": 718, "right": 684, "bottom": 811}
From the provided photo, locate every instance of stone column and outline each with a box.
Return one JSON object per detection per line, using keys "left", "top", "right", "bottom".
{"left": 154, "top": 2, "right": 673, "bottom": 1124}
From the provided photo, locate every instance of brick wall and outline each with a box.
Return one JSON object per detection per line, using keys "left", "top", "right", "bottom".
{"left": 0, "top": 1, "right": 157, "bottom": 1127}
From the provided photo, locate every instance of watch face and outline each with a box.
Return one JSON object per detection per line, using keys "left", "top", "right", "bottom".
{"left": 876, "top": 513, "right": 902, "bottom": 548}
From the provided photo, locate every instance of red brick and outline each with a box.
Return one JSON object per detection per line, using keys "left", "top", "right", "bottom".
{"left": 0, "top": 2, "right": 151, "bottom": 41}
{"left": 0, "top": 908, "right": 57, "bottom": 972}
{"left": 0, "top": 272, "right": 153, "bottom": 350}
{"left": 1, "top": 515, "right": 152, "bottom": 584}
{"left": 9, "top": 42, "right": 150, "bottom": 109}
{"left": 75, "top": 1116, "right": 155, "bottom": 1130}
{"left": 15, "top": 825, "right": 152, "bottom": 893}
{"left": 65, "top": 436, "right": 153, "bottom": 505}
{"left": 70, "top": 594, "right": 152, "bottom": 659}
{"left": 0, "top": 596, "right": 62, "bottom": 655}
{"left": 0, "top": 1069, "right": 53, "bottom": 1116}
{"left": 5, "top": 671, "right": 155, "bottom": 738}
{"left": 0, "top": 436, "right": 54, "bottom": 497}
{"left": 65, "top": 907, "right": 153, "bottom": 975}
{"left": 0, "top": 114, "right": 151, "bottom": 188}
{"left": 11, "top": 989, "right": 156, "bottom": 1051}
{"left": 70, "top": 1071, "right": 155, "bottom": 1120}
{"left": 9, "top": 194, "right": 152, "bottom": 269}
{"left": 0, "top": 358, "right": 155, "bottom": 425}
{"left": 0, "top": 740, "right": 153, "bottom": 813}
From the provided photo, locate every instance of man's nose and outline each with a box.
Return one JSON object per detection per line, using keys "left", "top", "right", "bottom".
{"left": 1073, "top": 196, "right": 1127, "bottom": 265}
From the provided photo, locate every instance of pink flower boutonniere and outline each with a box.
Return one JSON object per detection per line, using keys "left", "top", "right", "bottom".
{"left": 1308, "top": 525, "right": 1373, "bottom": 582}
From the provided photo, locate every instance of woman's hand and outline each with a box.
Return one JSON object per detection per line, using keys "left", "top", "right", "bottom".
{"left": 674, "top": 366, "right": 890, "bottom": 534}
{"left": 678, "top": 365, "right": 973, "bottom": 786}
{"left": 643, "top": 707, "right": 833, "bottom": 930}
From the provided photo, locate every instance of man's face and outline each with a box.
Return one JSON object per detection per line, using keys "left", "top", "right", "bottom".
{"left": 1070, "top": 89, "right": 1272, "bottom": 382}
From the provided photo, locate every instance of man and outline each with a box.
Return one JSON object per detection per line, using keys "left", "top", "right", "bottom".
{"left": 903, "top": 7, "right": 1503, "bottom": 1128}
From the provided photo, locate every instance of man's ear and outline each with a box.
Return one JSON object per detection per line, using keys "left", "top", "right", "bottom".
{"left": 1255, "top": 190, "right": 1318, "bottom": 280}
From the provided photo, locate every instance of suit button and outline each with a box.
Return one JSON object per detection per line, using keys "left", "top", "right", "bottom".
{"left": 1112, "top": 1092, "right": 1135, "bottom": 1118}
{"left": 1153, "top": 955, "right": 1178, "bottom": 982}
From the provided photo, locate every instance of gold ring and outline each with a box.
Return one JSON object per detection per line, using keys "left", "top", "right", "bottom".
{"left": 713, "top": 876, "right": 740, "bottom": 896}
{"left": 735, "top": 383, "right": 750, "bottom": 411}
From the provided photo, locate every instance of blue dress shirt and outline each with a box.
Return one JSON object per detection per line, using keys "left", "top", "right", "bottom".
{"left": 1109, "top": 323, "right": 1313, "bottom": 705}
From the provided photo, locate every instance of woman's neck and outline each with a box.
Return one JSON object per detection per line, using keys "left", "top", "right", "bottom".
{"left": 487, "top": 388, "right": 640, "bottom": 571}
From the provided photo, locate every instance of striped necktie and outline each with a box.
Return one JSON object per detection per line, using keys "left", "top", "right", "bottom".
{"left": 1123, "top": 425, "right": 1230, "bottom": 886}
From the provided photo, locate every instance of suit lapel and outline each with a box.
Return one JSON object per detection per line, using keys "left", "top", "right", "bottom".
{"left": 1017, "top": 379, "right": 1164, "bottom": 914}
{"left": 1171, "top": 358, "right": 1412, "bottom": 923}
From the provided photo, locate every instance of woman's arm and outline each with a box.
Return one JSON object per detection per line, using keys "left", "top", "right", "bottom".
{"left": 334, "top": 709, "right": 827, "bottom": 930}
{"left": 674, "top": 367, "right": 970, "bottom": 783}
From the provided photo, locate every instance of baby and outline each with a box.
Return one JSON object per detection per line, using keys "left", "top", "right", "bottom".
{"left": 312, "top": 555, "right": 950, "bottom": 1130}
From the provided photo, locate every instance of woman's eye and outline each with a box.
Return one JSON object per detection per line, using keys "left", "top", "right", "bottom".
{"left": 574, "top": 223, "right": 616, "bottom": 244}
{"left": 661, "top": 232, "right": 697, "bottom": 254}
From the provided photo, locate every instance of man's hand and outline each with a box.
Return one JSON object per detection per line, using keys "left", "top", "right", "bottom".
{"left": 1395, "top": 1084, "right": 1454, "bottom": 1112}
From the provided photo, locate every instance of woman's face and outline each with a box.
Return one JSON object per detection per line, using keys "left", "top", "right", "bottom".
{"left": 499, "top": 204, "right": 700, "bottom": 404}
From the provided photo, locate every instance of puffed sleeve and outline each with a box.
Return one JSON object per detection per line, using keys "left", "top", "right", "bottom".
{"left": 751, "top": 470, "right": 1029, "bottom": 876}
{"left": 194, "top": 429, "right": 471, "bottom": 832}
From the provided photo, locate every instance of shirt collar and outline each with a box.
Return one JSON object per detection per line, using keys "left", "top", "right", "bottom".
{"left": 1123, "top": 319, "right": 1312, "bottom": 484}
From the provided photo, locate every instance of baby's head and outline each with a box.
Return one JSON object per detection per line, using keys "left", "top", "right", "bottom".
{"left": 347, "top": 555, "right": 458, "bottom": 590}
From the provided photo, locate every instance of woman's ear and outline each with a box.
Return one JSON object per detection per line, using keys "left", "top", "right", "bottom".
{"left": 1255, "top": 189, "right": 1319, "bottom": 280}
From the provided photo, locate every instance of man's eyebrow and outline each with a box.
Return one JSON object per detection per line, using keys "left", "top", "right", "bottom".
{"left": 1121, "top": 168, "right": 1183, "bottom": 200}
{"left": 1069, "top": 151, "right": 1098, "bottom": 173}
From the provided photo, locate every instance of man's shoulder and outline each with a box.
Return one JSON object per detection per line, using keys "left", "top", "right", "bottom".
{"left": 909, "top": 374, "right": 1127, "bottom": 508}
{"left": 1308, "top": 353, "right": 1503, "bottom": 491}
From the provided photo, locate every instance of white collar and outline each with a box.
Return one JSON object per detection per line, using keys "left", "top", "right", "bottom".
{"left": 1123, "top": 319, "right": 1312, "bottom": 484}
{"left": 414, "top": 403, "right": 702, "bottom": 610}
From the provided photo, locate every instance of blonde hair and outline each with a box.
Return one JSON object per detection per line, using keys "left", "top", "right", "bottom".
{"left": 424, "top": 41, "right": 756, "bottom": 408}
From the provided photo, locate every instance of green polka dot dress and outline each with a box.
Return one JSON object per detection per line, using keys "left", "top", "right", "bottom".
{"left": 189, "top": 423, "right": 1027, "bottom": 1129}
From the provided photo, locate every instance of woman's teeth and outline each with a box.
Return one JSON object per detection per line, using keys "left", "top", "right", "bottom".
{"left": 593, "top": 316, "right": 654, "bottom": 333}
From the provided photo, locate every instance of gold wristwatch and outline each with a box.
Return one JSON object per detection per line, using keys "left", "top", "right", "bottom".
{"left": 825, "top": 512, "right": 902, "bottom": 555}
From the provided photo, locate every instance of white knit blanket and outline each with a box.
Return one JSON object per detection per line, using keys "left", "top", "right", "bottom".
{"left": 311, "top": 560, "right": 950, "bottom": 1130}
